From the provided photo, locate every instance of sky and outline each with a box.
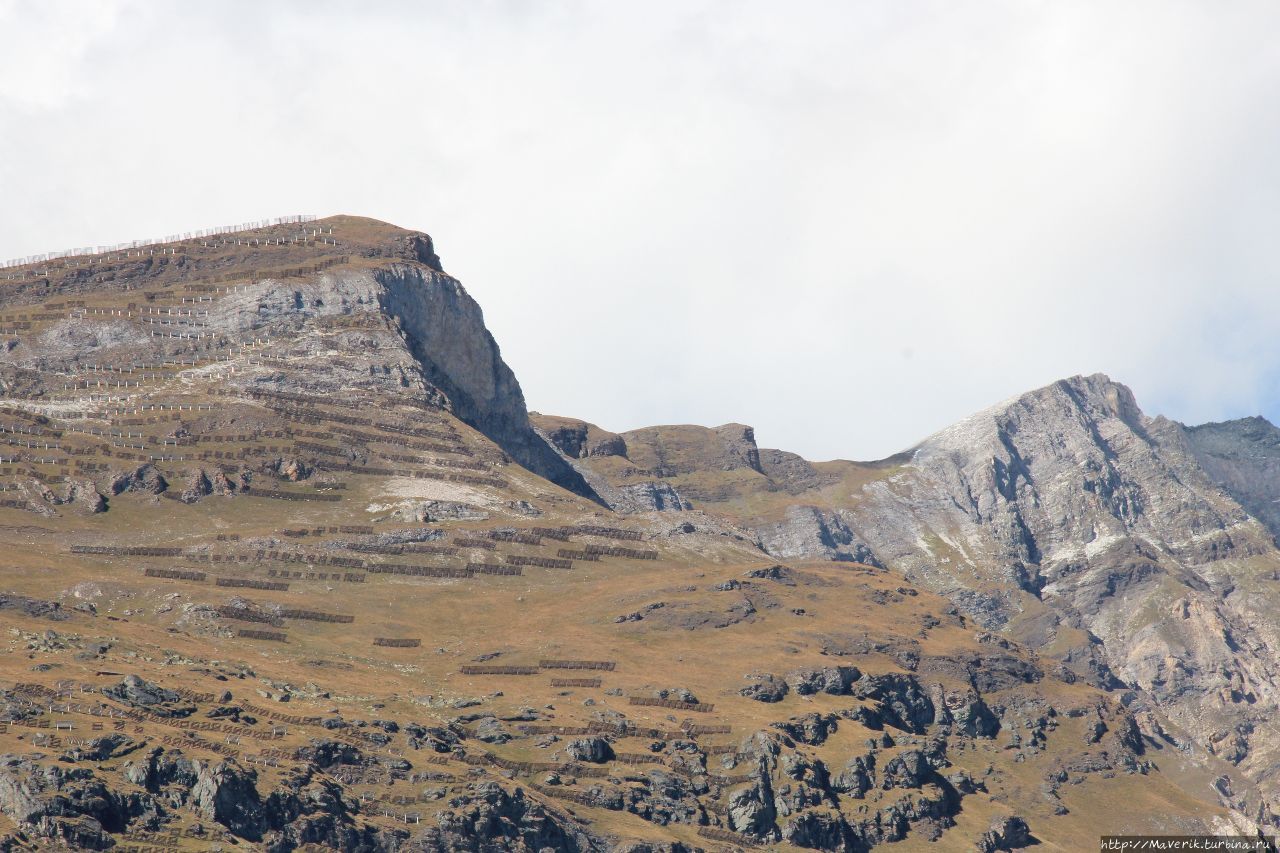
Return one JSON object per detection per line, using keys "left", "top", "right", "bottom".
{"left": 2, "top": 1, "right": 1278, "bottom": 461}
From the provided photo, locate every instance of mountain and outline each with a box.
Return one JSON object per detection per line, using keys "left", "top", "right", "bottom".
{"left": 0, "top": 216, "right": 1272, "bottom": 850}
{"left": 561, "top": 374, "right": 1280, "bottom": 830}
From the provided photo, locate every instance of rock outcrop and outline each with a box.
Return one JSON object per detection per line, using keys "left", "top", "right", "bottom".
{"left": 414, "top": 782, "right": 595, "bottom": 851}
{"left": 108, "top": 463, "right": 168, "bottom": 496}
{"left": 757, "top": 505, "right": 881, "bottom": 564}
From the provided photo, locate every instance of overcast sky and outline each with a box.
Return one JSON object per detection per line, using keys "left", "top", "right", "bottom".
{"left": 2, "top": 1, "right": 1278, "bottom": 460}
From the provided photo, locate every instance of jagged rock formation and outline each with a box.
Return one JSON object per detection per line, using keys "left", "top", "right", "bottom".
{"left": 819, "top": 375, "right": 1280, "bottom": 817}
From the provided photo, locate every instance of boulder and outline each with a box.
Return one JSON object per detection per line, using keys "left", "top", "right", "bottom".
{"left": 473, "top": 716, "right": 512, "bottom": 744}
{"left": 565, "top": 737, "right": 614, "bottom": 764}
{"left": 946, "top": 691, "right": 1001, "bottom": 738}
{"left": 740, "top": 673, "right": 789, "bottom": 703}
{"left": 726, "top": 782, "right": 777, "bottom": 839}
{"left": 880, "top": 749, "right": 932, "bottom": 790}
{"left": 784, "top": 666, "right": 861, "bottom": 696}
{"left": 832, "top": 754, "right": 875, "bottom": 798}
{"left": 190, "top": 761, "right": 263, "bottom": 840}
{"left": 103, "top": 675, "right": 195, "bottom": 717}
{"left": 781, "top": 811, "right": 848, "bottom": 849}
{"left": 108, "top": 463, "right": 168, "bottom": 496}
{"left": 978, "top": 815, "right": 1034, "bottom": 851}
{"left": 772, "top": 713, "right": 839, "bottom": 746}
{"left": 853, "top": 674, "right": 935, "bottom": 733}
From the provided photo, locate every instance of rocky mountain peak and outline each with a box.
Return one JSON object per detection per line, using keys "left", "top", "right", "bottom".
{"left": 912, "top": 372, "right": 1145, "bottom": 464}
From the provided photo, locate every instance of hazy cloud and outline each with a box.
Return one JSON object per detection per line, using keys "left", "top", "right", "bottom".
{"left": 3, "top": 1, "right": 1278, "bottom": 459}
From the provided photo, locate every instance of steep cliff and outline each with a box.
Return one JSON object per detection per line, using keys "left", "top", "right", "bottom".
{"left": 372, "top": 263, "right": 597, "bottom": 498}
{"left": 1186, "top": 416, "right": 1280, "bottom": 547}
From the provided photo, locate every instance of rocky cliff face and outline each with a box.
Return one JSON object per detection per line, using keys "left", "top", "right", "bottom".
{"left": 1186, "top": 416, "right": 1280, "bottom": 547}
{"left": 374, "top": 263, "right": 597, "bottom": 498}
{"left": 755, "top": 505, "right": 880, "bottom": 565}
{"left": 830, "top": 377, "right": 1280, "bottom": 816}
{"left": 843, "top": 375, "right": 1271, "bottom": 619}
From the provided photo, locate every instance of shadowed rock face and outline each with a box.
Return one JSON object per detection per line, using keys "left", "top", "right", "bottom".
{"left": 1186, "top": 416, "right": 1280, "bottom": 547}
{"left": 374, "top": 264, "right": 599, "bottom": 501}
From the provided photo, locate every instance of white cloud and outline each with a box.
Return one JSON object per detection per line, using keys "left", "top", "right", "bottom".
{"left": 2, "top": 0, "right": 1279, "bottom": 459}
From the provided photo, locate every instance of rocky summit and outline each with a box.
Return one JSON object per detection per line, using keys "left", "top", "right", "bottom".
{"left": 0, "top": 215, "right": 1274, "bottom": 851}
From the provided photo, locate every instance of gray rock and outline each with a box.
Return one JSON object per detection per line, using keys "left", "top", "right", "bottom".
{"left": 292, "top": 740, "right": 365, "bottom": 768}
{"left": 772, "top": 713, "right": 839, "bottom": 746}
{"left": 978, "top": 815, "right": 1033, "bottom": 851}
{"left": 415, "top": 781, "right": 594, "bottom": 850}
{"left": 378, "top": 264, "right": 598, "bottom": 499}
{"left": 784, "top": 665, "right": 861, "bottom": 696}
{"left": 781, "top": 811, "right": 848, "bottom": 849}
{"left": 565, "top": 737, "right": 614, "bottom": 764}
{"left": 102, "top": 675, "right": 195, "bottom": 717}
{"left": 0, "top": 754, "right": 138, "bottom": 848}
{"left": 756, "top": 505, "right": 881, "bottom": 565}
{"left": 744, "top": 565, "right": 796, "bottom": 584}
{"left": 880, "top": 749, "right": 933, "bottom": 789}
{"left": 832, "top": 754, "right": 875, "bottom": 798}
{"left": 611, "top": 482, "right": 692, "bottom": 513}
{"left": 726, "top": 782, "right": 777, "bottom": 840}
{"left": 740, "top": 673, "right": 789, "bottom": 703}
{"left": 472, "top": 715, "right": 512, "bottom": 744}
{"left": 0, "top": 593, "right": 69, "bottom": 621}
{"left": 108, "top": 463, "right": 168, "bottom": 496}
{"left": 190, "top": 761, "right": 263, "bottom": 840}
{"left": 1186, "top": 416, "right": 1280, "bottom": 546}
{"left": 853, "top": 674, "right": 935, "bottom": 733}
{"left": 59, "top": 734, "right": 140, "bottom": 762}
{"left": 946, "top": 692, "right": 1001, "bottom": 738}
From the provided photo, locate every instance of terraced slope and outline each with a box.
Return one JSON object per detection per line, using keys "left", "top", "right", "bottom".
{"left": 0, "top": 218, "right": 1251, "bottom": 851}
